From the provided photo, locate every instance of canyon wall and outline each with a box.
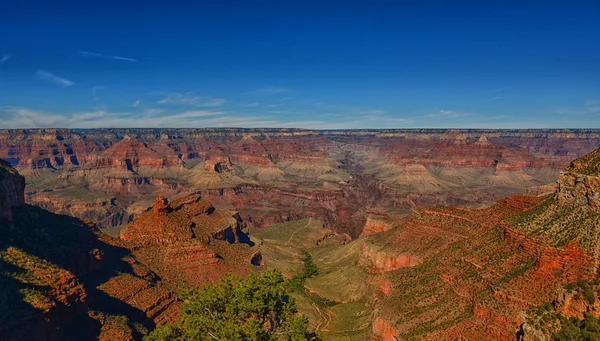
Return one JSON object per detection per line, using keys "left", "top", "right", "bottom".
{"left": 0, "top": 159, "right": 25, "bottom": 221}
{"left": 0, "top": 128, "right": 598, "bottom": 237}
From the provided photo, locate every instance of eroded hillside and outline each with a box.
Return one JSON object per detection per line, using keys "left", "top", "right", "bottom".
{"left": 3, "top": 132, "right": 600, "bottom": 340}
{"left": 1, "top": 128, "right": 598, "bottom": 238}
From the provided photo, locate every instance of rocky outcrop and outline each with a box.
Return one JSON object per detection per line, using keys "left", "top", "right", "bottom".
{"left": 371, "top": 317, "right": 397, "bottom": 341}
{"left": 359, "top": 241, "right": 422, "bottom": 273}
{"left": 0, "top": 159, "right": 25, "bottom": 221}
{"left": 360, "top": 215, "right": 394, "bottom": 237}
{"left": 553, "top": 285, "right": 600, "bottom": 319}
{"left": 557, "top": 172, "right": 600, "bottom": 209}
{"left": 503, "top": 227, "right": 597, "bottom": 281}
{"left": 557, "top": 148, "right": 600, "bottom": 209}
{"left": 121, "top": 193, "right": 256, "bottom": 286}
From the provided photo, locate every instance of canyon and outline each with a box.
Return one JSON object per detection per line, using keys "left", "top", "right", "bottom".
{"left": 2, "top": 129, "right": 600, "bottom": 340}
{"left": 1, "top": 128, "right": 599, "bottom": 238}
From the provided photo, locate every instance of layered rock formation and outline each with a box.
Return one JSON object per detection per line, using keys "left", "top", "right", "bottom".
{"left": 0, "top": 162, "right": 258, "bottom": 340}
{"left": 2, "top": 131, "right": 600, "bottom": 340}
{"left": 244, "top": 148, "right": 600, "bottom": 341}
{"left": 121, "top": 193, "right": 257, "bottom": 287}
{"left": 1, "top": 128, "right": 597, "bottom": 238}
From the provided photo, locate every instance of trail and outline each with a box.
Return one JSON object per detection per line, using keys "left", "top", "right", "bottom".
{"left": 312, "top": 301, "right": 333, "bottom": 332}
{"left": 285, "top": 218, "right": 312, "bottom": 245}
{"left": 421, "top": 209, "right": 481, "bottom": 227}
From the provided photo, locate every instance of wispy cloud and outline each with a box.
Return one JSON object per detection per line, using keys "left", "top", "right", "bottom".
{"left": 35, "top": 70, "right": 74, "bottom": 87}
{"left": 494, "top": 86, "right": 511, "bottom": 92}
{"left": 92, "top": 86, "right": 105, "bottom": 94}
{"left": 239, "top": 102, "right": 260, "bottom": 107}
{"left": 0, "top": 107, "right": 334, "bottom": 129}
{"left": 132, "top": 100, "right": 141, "bottom": 107}
{"left": 359, "top": 109, "right": 387, "bottom": 115}
{"left": 0, "top": 54, "right": 12, "bottom": 65}
{"left": 92, "top": 86, "right": 105, "bottom": 100}
{"left": 158, "top": 92, "right": 226, "bottom": 107}
{"left": 3, "top": 105, "right": 585, "bottom": 129}
{"left": 246, "top": 87, "right": 287, "bottom": 95}
{"left": 426, "top": 110, "right": 470, "bottom": 118}
{"left": 0, "top": 107, "right": 228, "bottom": 129}
{"left": 79, "top": 51, "right": 137, "bottom": 62}
{"left": 556, "top": 100, "right": 600, "bottom": 116}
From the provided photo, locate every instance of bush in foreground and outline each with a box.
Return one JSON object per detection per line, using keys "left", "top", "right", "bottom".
{"left": 145, "top": 269, "right": 320, "bottom": 341}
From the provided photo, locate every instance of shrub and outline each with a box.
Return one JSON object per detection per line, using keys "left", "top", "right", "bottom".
{"left": 145, "top": 269, "right": 320, "bottom": 341}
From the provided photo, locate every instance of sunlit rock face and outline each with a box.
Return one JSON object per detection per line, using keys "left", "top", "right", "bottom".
{"left": 557, "top": 148, "right": 600, "bottom": 209}
{"left": 0, "top": 128, "right": 599, "bottom": 237}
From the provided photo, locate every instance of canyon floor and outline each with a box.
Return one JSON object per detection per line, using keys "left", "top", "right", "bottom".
{"left": 2, "top": 129, "right": 600, "bottom": 340}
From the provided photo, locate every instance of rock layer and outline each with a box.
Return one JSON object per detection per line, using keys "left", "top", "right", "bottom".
{"left": 0, "top": 128, "right": 597, "bottom": 237}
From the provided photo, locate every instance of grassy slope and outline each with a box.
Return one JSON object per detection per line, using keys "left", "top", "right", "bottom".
{"left": 252, "top": 219, "right": 371, "bottom": 340}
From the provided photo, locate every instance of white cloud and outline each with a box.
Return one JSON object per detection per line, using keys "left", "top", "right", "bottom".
{"left": 5, "top": 105, "right": 592, "bottom": 130}
{"left": 35, "top": 70, "right": 74, "bottom": 87}
{"left": 0, "top": 107, "right": 232, "bottom": 129}
{"left": 132, "top": 100, "right": 141, "bottom": 107}
{"left": 158, "top": 92, "right": 226, "bottom": 107}
{"left": 426, "top": 110, "right": 470, "bottom": 118}
{"left": 79, "top": 51, "right": 137, "bottom": 62}
{"left": 556, "top": 101, "right": 600, "bottom": 116}
{"left": 0, "top": 106, "right": 337, "bottom": 129}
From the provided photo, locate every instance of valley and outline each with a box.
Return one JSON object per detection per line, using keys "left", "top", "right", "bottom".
{"left": 3, "top": 129, "right": 600, "bottom": 340}
{"left": 2, "top": 128, "right": 598, "bottom": 238}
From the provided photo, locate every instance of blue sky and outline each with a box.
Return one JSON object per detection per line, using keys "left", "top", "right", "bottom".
{"left": 0, "top": 0, "right": 599, "bottom": 129}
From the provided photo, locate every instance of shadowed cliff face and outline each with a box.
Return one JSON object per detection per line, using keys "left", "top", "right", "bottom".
{"left": 0, "top": 203, "right": 162, "bottom": 341}
{"left": 1, "top": 128, "right": 597, "bottom": 238}
{"left": 0, "top": 160, "right": 25, "bottom": 222}
{"left": 0, "top": 162, "right": 182, "bottom": 341}
{"left": 0, "top": 159, "right": 261, "bottom": 341}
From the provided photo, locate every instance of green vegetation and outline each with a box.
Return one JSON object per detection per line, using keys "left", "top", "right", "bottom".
{"left": 145, "top": 269, "right": 320, "bottom": 341}
{"left": 290, "top": 251, "right": 318, "bottom": 292}
{"left": 566, "top": 148, "right": 600, "bottom": 175}
{"left": 495, "top": 257, "right": 537, "bottom": 285}
{"left": 577, "top": 280, "right": 596, "bottom": 305}
{"left": 252, "top": 219, "right": 329, "bottom": 278}
{"left": 552, "top": 313, "right": 600, "bottom": 341}
{"left": 507, "top": 195, "right": 600, "bottom": 254}
{"left": 253, "top": 219, "right": 371, "bottom": 339}
{"left": 526, "top": 280, "right": 600, "bottom": 340}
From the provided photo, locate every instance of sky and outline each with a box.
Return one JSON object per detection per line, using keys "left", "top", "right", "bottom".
{"left": 0, "top": 0, "right": 599, "bottom": 129}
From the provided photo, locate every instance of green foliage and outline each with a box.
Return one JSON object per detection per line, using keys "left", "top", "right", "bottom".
{"left": 289, "top": 251, "right": 318, "bottom": 293}
{"left": 577, "top": 280, "right": 597, "bottom": 305}
{"left": 553, "top": 313, "right": 600, "bottom": 341}
{"left": 144, "top": 269, "right": 320, "bottom": 341}
{"left": 566, "top": 149, "right": 600, "bottom": 176}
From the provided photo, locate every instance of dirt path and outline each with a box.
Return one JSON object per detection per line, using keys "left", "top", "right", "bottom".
{"left": 421, "top": 209, "right": 481, "bottom": 227}
{"left": 285, "top": 218, "right": 312, "bottom": 245}
{"left": 312, "top": 301, "right": 333, "bottom": 332}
